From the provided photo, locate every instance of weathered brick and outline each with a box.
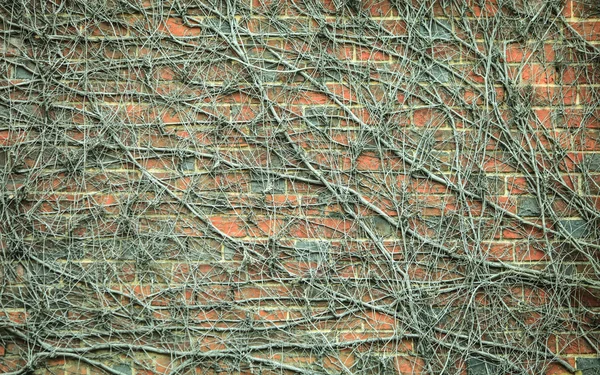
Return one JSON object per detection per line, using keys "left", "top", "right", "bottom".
{"left": 517, "top": 196, "right": 542, "bottom": 217}
{"left": 577, "top": 358, "right": 600, "bottom": 375}
{"left": 250, "top": 172, "right": 285, "bottom": 193}
{"left": 467, "top": 358, "right": 500, "bottom": 375}
{"left": 559, "top": 220, "right": 589, "bottom": 238}
{"left": 295, "top": 240, "right": 330, "bottom": 262}
{"left": 112, "top": 364, "right": 132, "bottom": 375}
{"left": 419, "top": 19, "right": 451, "bottom": 40}
{"left": 585, "top": 154, "right": 600, "bottom": 172}
{"left": 14, "top": 65, "right": 33, "bottom": 79}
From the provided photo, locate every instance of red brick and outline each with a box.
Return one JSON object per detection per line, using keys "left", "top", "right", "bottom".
{"left": 545, "top": 358, "right": 576, "bottom": 375}
{"left": 209, "top": 216, "right": 247, "bottom": 238}
{"left": 481, "top": 242, "right": 514, "bottom": 261}
{"left": 570, "top": 21, "right": 600, "bottom": 41}
{"left": 413, "top": 108, "right": 445, "bottom": 127}
{"left": 363, "top": 311, "right": 397, "bottom": 330}
{"left": 327, "top": 83, "right": 358, "bottom": 103}
{"left": 514, "top": 242, "right": 548, "bottom": 261}
{"left": 355, "top": 152, "right": 383, "bottom": 171}
{"left": 159, "top": 17, "right": 201, "bottom": 36}
{"left": 395, "top": 356, "right": 425, "bottom": 374}
{"left": 356, "top": 46, "right": 390, "bottom": 62}
{"left": 556, "top": 334, "right": 596, "bottom": 355}
{"left": 323, "top": 349, "right": 355, "bottom": 371}
{"left": 521, "top": 64, "right": 556, "bottom": 84}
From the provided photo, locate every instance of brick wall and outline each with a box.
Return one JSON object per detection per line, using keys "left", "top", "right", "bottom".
{"left": 0, "top": 0, "right": 599, "bottom": 374}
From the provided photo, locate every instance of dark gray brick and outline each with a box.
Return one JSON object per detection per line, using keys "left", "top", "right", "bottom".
{"left": 324, "top": 68, "right": 343, "bottom": 81}
{"left": 577, "top": 358, "right": 600, "bottom": 375}
{"left": 180, "top": 157, "right": 195, "bottom": 171}
{"left": 468, "top": 174, "right": 504, "bottom": 195}
{"left": 186, "top": 238, "right": 223, "bottom": 261}
{"left": 420, "top": 19, "right": 451, "bottom": 40}
{"left": 485, "top": 176, "right": 505, "bottom": 195}
{"left": 204, "top": 17, "right": 233, "bottom": 33}
{"left": 250, "top": 173, "right": 285, "bottom": 193}
{"left": 223, "top": 244, "right": 236, "bottom": 261}
{"left": 518, "top": 197, "right": 542, "bottom": 216}
{"left": 418, "top": 65, "right": 450, "bottom": 83}
{"left": 368, "top": 216, "right": 396, "bottom": 237}
{"left": 259, "top": 64, "right": 279, "bottom": 82}
{"left": 467, "top": 358, "right": 501, "bottom": 375}
{"left": 356, "top": 354, "right": 396, "bottom": 375}
{"left": 112, "top": 364, "right": 132, "bottom": 375}
{"left": 304, "top": 284, "right": 329, "bottom": 299}
{"left": 295, "top": 241, "right": 330, "bottom": 262}
{"left": 14, "top": 66, "right": 33, "bottom": 79}
{"left": 585, "top": 154, "right": 600, "bottom": 172}
{"left": 304, "top": 107, "right": 338, "bottom": 127}
{"left": 430, "top": 65, "right": 450, "bottom": 83}
{"left": 559, "top": 220, "right": 589, "bottom": 238}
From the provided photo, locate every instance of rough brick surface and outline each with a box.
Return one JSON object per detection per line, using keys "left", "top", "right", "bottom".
{"left": 0, "top": 0, "right": 599, "bottom": 374}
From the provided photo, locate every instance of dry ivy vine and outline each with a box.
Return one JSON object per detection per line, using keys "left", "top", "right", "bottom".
{"left": 0, "top": 0, "right": 599, "bottom": 374}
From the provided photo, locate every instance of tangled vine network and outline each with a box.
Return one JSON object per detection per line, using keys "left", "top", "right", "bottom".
{"left": 0, "top": 0, "right": 599, "bottom": 374}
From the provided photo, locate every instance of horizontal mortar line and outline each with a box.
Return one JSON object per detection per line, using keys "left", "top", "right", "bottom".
{"left": 38, "top": 100, "right": 598, "bottom": 114}
{"left": 27, "top": 34, "right": 600, "bottom": 48}
{"left": 16, "top": 29, "right": 600, "bottom": 45}
{"left": 529, "top": 106, "right": 599, "bottom": 110}
{"left": 5, "top": 171, "right": 593, "bottom": 179}
{"left": 42, "top": 10, "right": 600, "bottom": 22}
{"left": 7, "top": 238, "right": 503, "bottom": 247}
{"left": 10, "top": 84, "right": 590, "bottom": 94}
{"left": 28, "top": 258, "right": 597, "bottom": 267}
{"left": 10, "top": 257, "right": 589, "bottom": 265}
{"left": 41, "top": 74, "right": 600, "bottom": 85}
{"left": 44, "top": 61, "right": 600, "bottom": 75}
{"left": 34, "top": 25, "right": 600, "bottom": 41}
{"left": 6, "top": 124, "right": 595, "bottom": 134}
{"left": 7, "top": 191, "right": 477, "bottom": 197}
